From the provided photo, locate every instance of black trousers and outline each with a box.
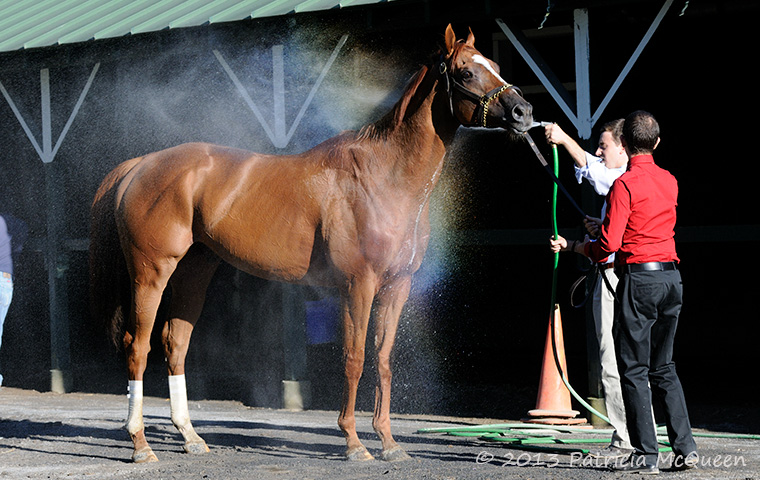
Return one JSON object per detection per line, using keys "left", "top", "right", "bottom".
{"left": 614, "top": 269, "right": 697, "bottom": 465}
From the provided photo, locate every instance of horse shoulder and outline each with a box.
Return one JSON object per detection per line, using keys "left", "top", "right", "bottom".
{"left": 308, "top": 138, "right": 428, "bottom": 278}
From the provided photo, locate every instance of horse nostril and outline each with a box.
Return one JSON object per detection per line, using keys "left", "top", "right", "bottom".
{"left": 512, "top": 103, "right": 532, "bottom": 122}
{"left": 512, "top": 104, "right": 525, "bottom": 121}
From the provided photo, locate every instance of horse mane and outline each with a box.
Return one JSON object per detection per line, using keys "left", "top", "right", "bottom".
{"left": 358, "top": 63, "right": 432, "bottom": 140}
{"left": 359, "top": 42, "right": 473, "bottom": 141}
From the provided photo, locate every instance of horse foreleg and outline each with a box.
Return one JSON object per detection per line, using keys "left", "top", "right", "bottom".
{"left": 163, "top": 246, "right": 219, "bottom": 455}
{"left": 167, "top": 374, "right": 208, "bottom": 454}
{"left": 338, "top": 277, "right": 376, "bottom": 461}
{"left": 373, "top": 276, "right": 412, "bottom": 462}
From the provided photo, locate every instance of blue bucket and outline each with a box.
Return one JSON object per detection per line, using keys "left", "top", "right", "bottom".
{"left": 305, "top": 297, "right": 340, "bottom": 345}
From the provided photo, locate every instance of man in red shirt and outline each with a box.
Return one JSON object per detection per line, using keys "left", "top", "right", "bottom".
{"left": 550, "top": 111, "right": 698, "bottom": 473}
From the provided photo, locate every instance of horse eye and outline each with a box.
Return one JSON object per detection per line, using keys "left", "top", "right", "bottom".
{"left": 461, "top": 70, "right": 473, "bottom": 81}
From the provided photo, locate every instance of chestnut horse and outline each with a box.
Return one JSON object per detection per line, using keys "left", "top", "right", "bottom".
{"left": 89, "top": 25, "right": 532, "bottom": 463}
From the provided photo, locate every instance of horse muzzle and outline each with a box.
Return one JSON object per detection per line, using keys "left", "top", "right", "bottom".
{"left": 499, "top": 94, "right": 534, "bottom": 133}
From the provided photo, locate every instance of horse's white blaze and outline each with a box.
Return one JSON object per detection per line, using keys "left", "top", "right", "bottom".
{"left": 126, "top": 380, "right": 144, "bottom": 434}
{"left": 472, "top": 54, "right": 507, "bottom": 85}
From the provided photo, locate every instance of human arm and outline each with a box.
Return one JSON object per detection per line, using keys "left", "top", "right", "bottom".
{"left": 544, "top": 123, "right": 587, "bottom": 168}
{"left": 584, "top": 179, "right": 630, "bottom": 262}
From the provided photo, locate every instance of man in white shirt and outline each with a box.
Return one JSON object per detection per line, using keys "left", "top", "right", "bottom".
{"left": 545, "top": 120, "right": 630, "bottom": 459}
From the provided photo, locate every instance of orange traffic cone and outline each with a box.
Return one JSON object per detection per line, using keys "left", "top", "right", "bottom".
{"left": 524, "top": 304, "right": 586, "bottom": 425}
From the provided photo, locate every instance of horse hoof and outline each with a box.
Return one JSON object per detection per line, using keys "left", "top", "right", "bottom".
{"left": 183, "top": 441, "right": 210, "bottom": 455}
{"left": 381, "top": 445, "right": 412, "bottom": 462}
{"left": 132, "top": 447, "right": 158, "bottom": 463}
{"left": 346, "top": 446, "right": 375, "bottom": 462}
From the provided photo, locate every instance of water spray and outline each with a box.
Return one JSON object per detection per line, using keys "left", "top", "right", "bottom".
{"left": 530, "top": 121, "right": 553, "bottom": 129}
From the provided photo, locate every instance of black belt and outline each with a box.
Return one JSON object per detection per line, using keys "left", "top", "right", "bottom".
{"left": 623, "top": 261, "right": 678, "bottom": 273}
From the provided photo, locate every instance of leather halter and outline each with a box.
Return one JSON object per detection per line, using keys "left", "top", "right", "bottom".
{"left": 438, "top": 58, "right": 520, "bottom": 128}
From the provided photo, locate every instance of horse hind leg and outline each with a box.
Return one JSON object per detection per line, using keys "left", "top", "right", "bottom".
{"left": 163, "top": 244, "right": 220, "bottom": 455}
{"left": 124, "top": 264, "right": 172, "bottom": 463}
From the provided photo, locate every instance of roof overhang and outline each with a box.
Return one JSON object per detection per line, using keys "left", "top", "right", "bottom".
{"left": 0, "top": 0, "right": 400, "bottom": 53}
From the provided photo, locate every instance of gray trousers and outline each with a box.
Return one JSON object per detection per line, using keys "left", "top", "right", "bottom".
{"left": 593, "top": 267, "right": 631, "bottom": 449}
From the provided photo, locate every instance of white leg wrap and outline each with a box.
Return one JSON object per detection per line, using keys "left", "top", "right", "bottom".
{"left": 126, "top": 380, "right": 144, "bottom": 435}
{"left": 168, "top": 374, "right": 191, "bottom": 429}
{"left": 168, "top": 374, "right": 207, "bottom": 452}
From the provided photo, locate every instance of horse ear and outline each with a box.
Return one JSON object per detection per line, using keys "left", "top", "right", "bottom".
{"left": 466, "top": 27, "right": 475, "bottom": 46}
{"left": 445, "top": 24, "right": 457, "bottom": 54}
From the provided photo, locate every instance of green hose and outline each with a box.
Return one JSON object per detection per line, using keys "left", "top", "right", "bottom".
{"left": 551, "top": 144, "right": 560, "bottom": 269}
{"left": 548, "top": 144, "right": 611, "bottom": 425}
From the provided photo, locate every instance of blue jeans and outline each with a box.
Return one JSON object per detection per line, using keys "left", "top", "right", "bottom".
{"left": 0, "top": 275, "right": 13, "bottom": 386}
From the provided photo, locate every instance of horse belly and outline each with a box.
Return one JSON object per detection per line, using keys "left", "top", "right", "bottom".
{"left": 221, "top": 239, "right": 313, "bottom": 282}
{"left": 200, "top": 203, "right": 317, "bottom": 282}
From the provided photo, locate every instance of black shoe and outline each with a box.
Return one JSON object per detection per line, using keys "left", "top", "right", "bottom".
{"left": 611, "top": 461, "right": 659, "bottom": 475}
{"left": 672, "top": 451, "right": 698, "bottom": 470}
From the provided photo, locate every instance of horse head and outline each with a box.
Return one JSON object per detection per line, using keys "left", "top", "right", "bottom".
{"left": 440, "top": 24, "right": 533, "bottom": 134}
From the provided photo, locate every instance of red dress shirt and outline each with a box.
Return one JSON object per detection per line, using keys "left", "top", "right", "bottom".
{"left": 584, "top": 154, "right": 679, "bottom": 265}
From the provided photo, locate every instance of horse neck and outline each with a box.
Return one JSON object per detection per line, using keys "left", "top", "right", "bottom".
{"left": 379, "top": 66, "right": 458, "bottom": 195}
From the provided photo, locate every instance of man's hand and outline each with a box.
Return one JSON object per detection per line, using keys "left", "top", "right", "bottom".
{"left": 544, "top": 123, "right": 570, "bottom": 146}
{"left": 584, "top": 215, "right": 602, "bottom": 238}
{"left": 544, "top": 123, "right": 588, "bottom": 168}
{"left": 550, "top": 234, "right": 591, "bottom": 255}
{"left": 550, "top": 234, "right": 568, "bottom": 253}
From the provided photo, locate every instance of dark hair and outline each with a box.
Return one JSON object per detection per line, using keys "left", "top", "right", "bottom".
{"left": 622, "top": 110, "right": 659, "bottom": 155}
{"left": 601, "top": 118, "right": 624, "bottom": 145}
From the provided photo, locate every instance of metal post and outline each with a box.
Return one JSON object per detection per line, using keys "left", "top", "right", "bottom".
{"left": 571, "top": 11, "right": 605, "bottom": 421}
{"left": 573, "top": 9, "right": 592, "bottom": 140}
{"left": 40, "top": 69, "right": 72, "bottom": 393}
{"left": 281, "top": 284, "right": 310, "bottom": 409}
{"left": 45, "top": 162, "right": 72, "bottom": 393}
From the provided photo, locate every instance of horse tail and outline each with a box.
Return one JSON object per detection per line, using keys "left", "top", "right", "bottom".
{"left": 89, "top": 157, "right": 141, "bottom": 349}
